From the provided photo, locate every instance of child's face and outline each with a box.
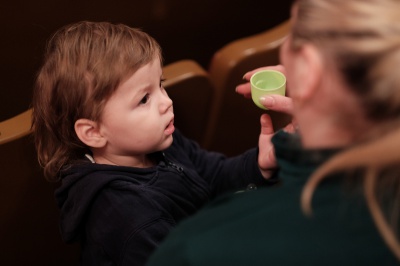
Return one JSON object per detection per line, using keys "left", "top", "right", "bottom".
{"left": 95, "top": 58, "right": 174, "bottom": 165}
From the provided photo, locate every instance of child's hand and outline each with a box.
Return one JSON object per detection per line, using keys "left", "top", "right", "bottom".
{"left": 258, "top": 114, "right": 278, "bottom": 179}
{"left": 258, "top": 114, "right": 296, "bottom": 179}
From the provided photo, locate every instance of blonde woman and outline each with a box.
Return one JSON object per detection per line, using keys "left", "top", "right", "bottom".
{"left": 147, "top": 0, "right": 400, "bottom": 264}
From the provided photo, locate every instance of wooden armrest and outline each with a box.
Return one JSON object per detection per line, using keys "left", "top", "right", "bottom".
{"left": 163, "top": 60, "right": 208, "bottom": 86}
{"left": 0, "top": 109, "right": 32, "bottom": 145}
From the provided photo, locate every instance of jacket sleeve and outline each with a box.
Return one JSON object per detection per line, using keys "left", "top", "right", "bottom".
{"left": 119, "top": 218, "right": 175, "bottom": 266}
{"left": 168, "top": 130, "right": 274, "bottom": 196}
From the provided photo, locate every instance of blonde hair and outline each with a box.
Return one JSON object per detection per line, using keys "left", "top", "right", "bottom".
{"left": 32, "top": 21, "right": 162, "bottom": 181}
{"left": 291, "top": 0, "right": 400, "bottom": 260}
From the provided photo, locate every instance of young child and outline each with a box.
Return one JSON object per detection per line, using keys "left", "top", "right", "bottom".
{"left": 31, "top": 21, "right": 277, "bottom": 266}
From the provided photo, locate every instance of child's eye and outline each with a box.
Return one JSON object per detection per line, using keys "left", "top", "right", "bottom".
{"left": 139, "top": 93, "right": 150, "bottom": 105}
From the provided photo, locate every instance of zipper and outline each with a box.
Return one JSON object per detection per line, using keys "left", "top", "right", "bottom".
{"left": 162, "top": 153, "right": 184, "bottom": 173}
{"left": 162, "top": 153, "right": 210, "bottom": 197}
{"left": 168, "top": 161, "right": 184, "bottom": 172}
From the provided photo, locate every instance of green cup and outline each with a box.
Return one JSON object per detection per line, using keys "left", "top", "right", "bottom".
{"left": 250, "top": 70, "right": 286, "bottom": 110}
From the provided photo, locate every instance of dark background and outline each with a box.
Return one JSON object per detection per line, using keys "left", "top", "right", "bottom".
{"left": 0, "top": 2, "right": 293, "bottom": 264}
{"left": 0, "top": 0, "right": 292, "bottom": 121}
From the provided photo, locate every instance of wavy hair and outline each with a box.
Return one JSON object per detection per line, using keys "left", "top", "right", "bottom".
{"left": 290, "top": 0, "right": 400, "bottom": 260}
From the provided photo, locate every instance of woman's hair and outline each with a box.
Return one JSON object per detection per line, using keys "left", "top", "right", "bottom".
{"left": 291, "top": 0, "right": 400, "bottom": 260}
{"left": 32, "top": 21, "right": 162, "bottom": 182}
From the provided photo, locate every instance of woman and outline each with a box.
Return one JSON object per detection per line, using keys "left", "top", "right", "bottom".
{"left": 147, "top": 0, "right": 400, "bottom": 264}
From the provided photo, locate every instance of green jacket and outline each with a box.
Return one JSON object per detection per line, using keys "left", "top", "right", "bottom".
{"left": 147, "top": 130, "right": 398, "bottom": 265}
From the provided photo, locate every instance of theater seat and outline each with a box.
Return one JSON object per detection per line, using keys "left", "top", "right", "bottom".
{"left": 0, "top": 110, "right": 81, "bottom": 265}
{"left": 205, "top": 20, "right": 292, "bottom": 156}
{"left": 163, "top": 60, "right": 214, "bottom": 147}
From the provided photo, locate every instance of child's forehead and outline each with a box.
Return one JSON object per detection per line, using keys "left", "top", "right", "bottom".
{"left": 116, "top": 59, "right": 162, "bottom": 92}
{"left": 139, "top": 58, "right": 163, "bottom": 76}
{"left": 120, "top": 57, "right": 161, "bottom": 79}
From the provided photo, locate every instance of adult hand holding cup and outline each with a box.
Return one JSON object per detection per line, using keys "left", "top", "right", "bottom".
{"left": 250, "top": 70, "right": 286, "bottom": 110}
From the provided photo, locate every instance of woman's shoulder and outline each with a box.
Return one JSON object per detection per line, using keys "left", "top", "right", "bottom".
{"left": 149, "top": 184, "right": 397, "bottom": 265}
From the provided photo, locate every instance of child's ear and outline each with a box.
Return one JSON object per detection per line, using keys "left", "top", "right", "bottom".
{"left": 74, "top": 119, "right": 106, "bottom": 148}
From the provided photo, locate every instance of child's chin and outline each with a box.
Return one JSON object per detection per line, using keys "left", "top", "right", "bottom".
{"left": 160, "top": 135, "right": 174, "bottom": 150}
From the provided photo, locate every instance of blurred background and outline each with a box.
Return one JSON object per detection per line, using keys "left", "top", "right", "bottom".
{"left": 0, "top": 0, "right": 292, "bottom": 121}
{"left": 0, "top": 1, "right": 292, "bottom": 265}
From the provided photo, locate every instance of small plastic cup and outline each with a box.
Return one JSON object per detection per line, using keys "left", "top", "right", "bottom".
{"left": 250, "top": 70, "right": 286, "bottom": 110}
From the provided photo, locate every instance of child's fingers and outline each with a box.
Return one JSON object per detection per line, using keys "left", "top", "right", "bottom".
{"left": 260, "top": 114, "right": 274, "bottom": 135}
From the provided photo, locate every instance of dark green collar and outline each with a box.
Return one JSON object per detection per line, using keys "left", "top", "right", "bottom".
{"left": 272, "top": 130, "right": 342, "bottom": 182}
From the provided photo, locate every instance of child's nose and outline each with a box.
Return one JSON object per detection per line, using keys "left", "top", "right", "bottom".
{"left": 159, "top": 94, "right": 173, "bottom": 113}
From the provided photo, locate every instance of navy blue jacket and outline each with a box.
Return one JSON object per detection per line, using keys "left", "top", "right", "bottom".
{"left": 55, "top": 129, "right": 268, "bottom": 265}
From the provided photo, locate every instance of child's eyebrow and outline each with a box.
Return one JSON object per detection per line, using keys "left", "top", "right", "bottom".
{"left": 128, "top": 84, "right": 151, "bottom": 101}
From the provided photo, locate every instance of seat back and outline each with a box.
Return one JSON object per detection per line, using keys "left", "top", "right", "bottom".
{"left": 163, "top": 60, "right": 215, "bottom": 147}
{"left": 0, "top": 112, "right": 81, "bottom": 265}
{"left": 205, "top": 20, "right": 292, "bottom": 155}
{"left": 0, "top": 59, "right": 214, "bottom": 265}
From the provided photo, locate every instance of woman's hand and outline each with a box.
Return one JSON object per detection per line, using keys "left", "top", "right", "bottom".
{"left": 238, "top": 65, "right": 296, "bottom": 179}
{"left": 236, "top": 65, "right": 293, "bottom": 114}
